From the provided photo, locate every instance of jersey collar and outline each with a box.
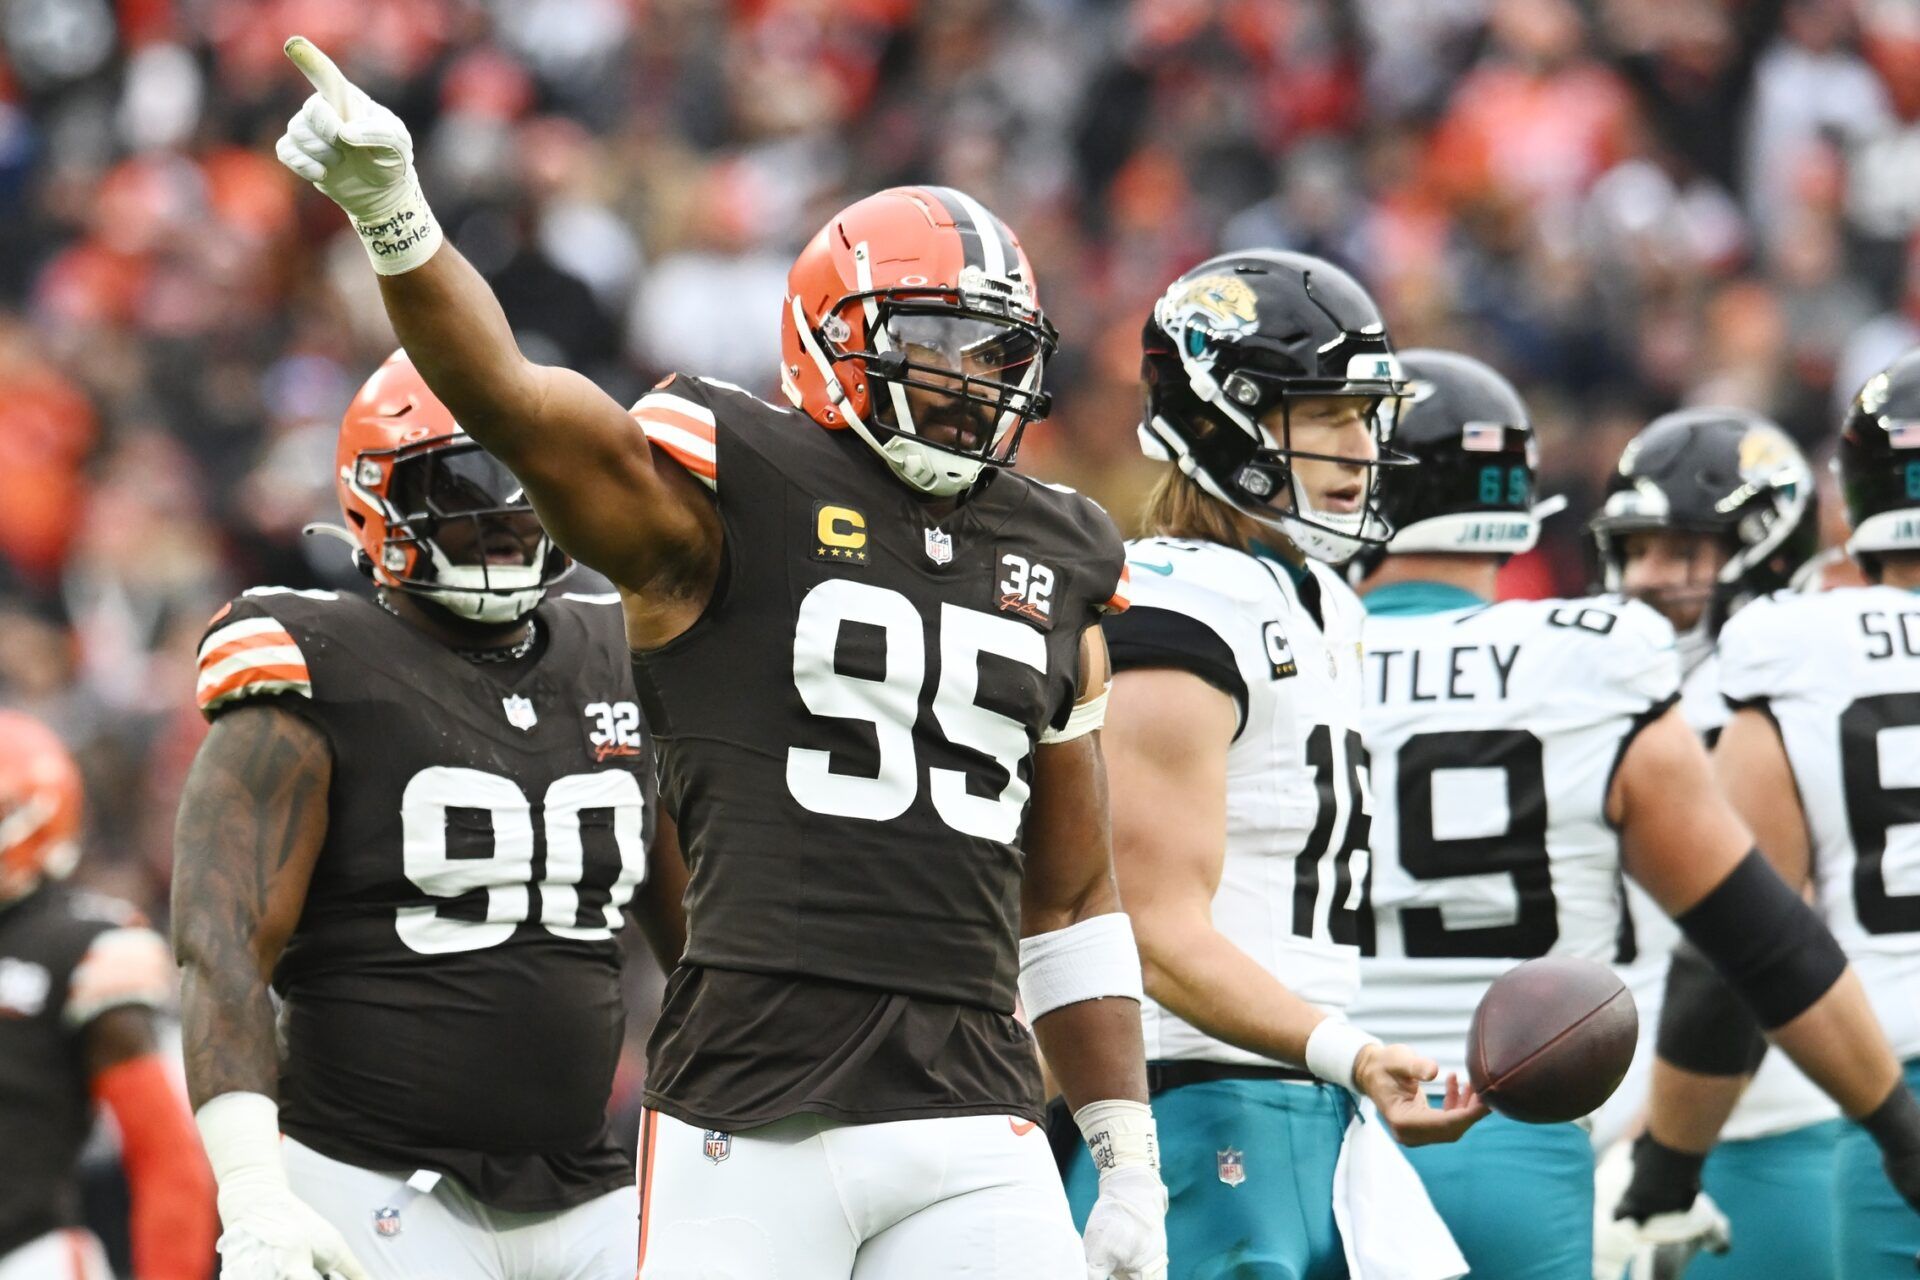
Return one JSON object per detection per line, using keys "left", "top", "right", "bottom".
{"left": 1361, "top": 581, "right": 1487, "bottom": 616}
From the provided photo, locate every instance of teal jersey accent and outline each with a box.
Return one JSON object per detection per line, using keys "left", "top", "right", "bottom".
{"left": 1360, "top": 581, "right": 1487, "bottom": 616}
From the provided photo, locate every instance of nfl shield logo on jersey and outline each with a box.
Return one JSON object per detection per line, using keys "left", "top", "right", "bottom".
{"left": 372, "top": 1207, "right": 402, "bottom": 1239}
{"left": 924, "top": 527, "right": 954, "bottom": 566}
{"left": 502, "top": 695, "right": 538, "bottom": 731}
{"left": 702, "top": 1130, "right": 732, "bottom": 1164}
{"left": 1217, "top": 1148, "right": 1246, "bottom": 1188}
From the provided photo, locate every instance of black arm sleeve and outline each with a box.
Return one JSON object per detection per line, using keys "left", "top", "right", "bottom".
{"left": 1655, "top": 941, "right": 1769, "bottom": 1077}
{"left": 1102, "top": 606, "right": 1248, "bottom": 736}
{"left": 1674, "top": 850, "right": 1848, "bottom": 1030}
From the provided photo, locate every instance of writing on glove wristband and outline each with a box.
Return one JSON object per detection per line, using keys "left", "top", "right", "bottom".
{"left": 349, "top": 177, "right": 442, "bottom": 276}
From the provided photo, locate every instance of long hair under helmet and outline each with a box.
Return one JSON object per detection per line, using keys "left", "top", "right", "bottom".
{"left": 781, "top": 186, "right": 1057, "bottom": 498}
{"left": 317, "top": 350, "right": 571, "bottom": 624}
{"left": 1138, "top": 250, "right": 1409, "bottom": 564}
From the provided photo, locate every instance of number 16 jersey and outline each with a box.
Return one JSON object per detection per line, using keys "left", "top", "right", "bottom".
{"left": 1100, "top": 537, "right": 1373, "bottom": 1066}
{"left": 626, "top": 376, "right": 1127, "bottom": 1131}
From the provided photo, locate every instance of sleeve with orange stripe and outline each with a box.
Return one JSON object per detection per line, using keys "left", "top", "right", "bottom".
{"left": 629, "top": 376, "right": 718, "bottom": 492}
{"left": 194, "top": 596, "right": 314, "bottom": 719}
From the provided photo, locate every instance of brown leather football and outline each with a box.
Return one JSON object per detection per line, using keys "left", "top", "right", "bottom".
{"left": 1466, "top": 955, "right": 1639, "bottom": 1124}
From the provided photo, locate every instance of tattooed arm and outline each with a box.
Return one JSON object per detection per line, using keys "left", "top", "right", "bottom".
{"left": 172, "top": 703, "right": 331, "bottom": 1109}
{"left": 172, "top": 704, "right": 369, "bottom": 1279}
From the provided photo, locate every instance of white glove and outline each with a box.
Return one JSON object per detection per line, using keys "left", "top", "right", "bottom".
{"left": 197, "top": 1093, "right": 372, "bottom": 1280}
{"left": 274, "top": 36, "right": 442, "bottom": 274}
{"left": 1076, "top": 1100, "right": 1169, "bottom": 1280}
{"left": 1593, "top": 1140, "right": 1731, "bottom": 1280}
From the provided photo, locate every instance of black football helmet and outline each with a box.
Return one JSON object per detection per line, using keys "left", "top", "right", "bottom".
{"left": 1840, "top": 349, "right": 1920, "bottom": 569}
{"left": 1589, "top": 407, "right": 1817, "bottom": 639}
{"left": 1353, "top": 349, "right": 1553, "bottom": 576}
{"left": 1138, "top": 250, "right": 1410, "bottom": 564}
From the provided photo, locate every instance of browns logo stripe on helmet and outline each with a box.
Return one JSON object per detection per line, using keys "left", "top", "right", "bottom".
{"left": 917, "top": 184, "right": 1019, "bottom": 279}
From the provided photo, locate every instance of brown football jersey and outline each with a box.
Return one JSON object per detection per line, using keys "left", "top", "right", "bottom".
{"left": 194, "top": 588, "right": 656, "bottom": 1211}
{"left": 628, "top": 375, "right": 1127, "bottom": 1131}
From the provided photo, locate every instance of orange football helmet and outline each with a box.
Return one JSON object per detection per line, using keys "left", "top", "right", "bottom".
{"left": 330, "top": 350, "right": 570, "bottom": 623}
{"left": 780, "top": 186, "right": 1057, "bottom": 496}
{"left": 0, "top": 711, "right": 83, "bottom": 902}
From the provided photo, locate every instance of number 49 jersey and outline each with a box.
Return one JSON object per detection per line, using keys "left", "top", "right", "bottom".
{"left": 1103, "top": 538, "right": 1373, "bottom": 1066}
{"left": 195, "top": 587, "right": 655, "bottom": 1212}
{"left": 1349, "top": 594, "right": 1679, "bottom": 1079}
{"left": 1719, "top": 585, "right": 1920, "bottom": 1061}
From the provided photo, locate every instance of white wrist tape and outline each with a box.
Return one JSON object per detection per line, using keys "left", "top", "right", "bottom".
{"left": 351, "top": 174, "right": 442, "bottom": 276}
{"left": 195, "top": 1091, "right": 288, "bottom": 1189}
{"left": 1017, "top": 912, "right": 1143, "bottom": 1021}
{"left": 1304, "top": 1017, "right": 1381, "bottom": 1089}
{"left": 1039, "top": 684, "right": 1109, "bottom": 744}
{"left": 1075, "top": 1098, "right": 1160, "bottom": 1174}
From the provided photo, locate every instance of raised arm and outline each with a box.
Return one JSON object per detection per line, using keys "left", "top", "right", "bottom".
{"left": 173, "top": 703, "right": 370, "bottom": 1280}
{"left": 274, "top": 38, "right": 719, "bottom": 634}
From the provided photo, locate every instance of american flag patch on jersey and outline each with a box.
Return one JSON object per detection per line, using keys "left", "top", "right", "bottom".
{"left": 1461, "top": 422, "right": 1506, "bottom": 452}
{"left": 196, "top": 616, "right": 312, "bottom": 712}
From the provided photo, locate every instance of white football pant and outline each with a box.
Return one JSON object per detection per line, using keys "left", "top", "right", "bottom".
{"left": 638, "top": 1110, "right": 1084, "bottom": 1279}
{"left": 282, "top": 1136, "right": 637, "bottom": 1280}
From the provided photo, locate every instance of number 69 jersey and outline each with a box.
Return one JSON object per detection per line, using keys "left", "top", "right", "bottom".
{"left": 1103, "top": 538, "right": 1373, "bottom": 1066}
{"left": 1719, "top": 585, "right": 1920, "bottom": 1062}
{"left": 1348, "top": 593, "right": 1680, "bottom": 1080}
{"left": 194, "top": 587, "right": 655, "bottom": 1212}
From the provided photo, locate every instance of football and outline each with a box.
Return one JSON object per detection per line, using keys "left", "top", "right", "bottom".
{"left": 1466, "top": 956, "right": 1639, "bottom": 1124}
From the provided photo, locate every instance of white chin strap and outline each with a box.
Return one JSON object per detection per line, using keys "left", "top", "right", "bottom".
{"left": 419, "top": 541, "right": 548, "bottom": 624}
{"left": 1280, "top": 473, "right": 1376, "bottom": 565}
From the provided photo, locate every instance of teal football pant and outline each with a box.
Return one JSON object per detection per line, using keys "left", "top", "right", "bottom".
{"left": 1400, "top": 1108, "right": 1592, "bottom": 1280}
{"left": 1688, "top": 1119, "right": 1841, "bottom": 1280}
{"left": 1834, "top": 1058, "right": 1920, "bottom": 1280}
{"left": 1065, "top": 1078, "right": 1354, "bottom": 1280}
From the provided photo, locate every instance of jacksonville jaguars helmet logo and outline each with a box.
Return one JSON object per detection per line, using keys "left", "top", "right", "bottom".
{"left": 1157, "top": 273, "right": 1260, "bottom": 364}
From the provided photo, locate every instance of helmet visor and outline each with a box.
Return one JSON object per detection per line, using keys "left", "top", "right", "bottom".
{"left": 390, "top": 444, "right": 545, "bottom": 571}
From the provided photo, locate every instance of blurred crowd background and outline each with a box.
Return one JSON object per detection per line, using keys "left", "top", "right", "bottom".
{"left": 5, "top": 0, "right": 1920, "bottom": 1176}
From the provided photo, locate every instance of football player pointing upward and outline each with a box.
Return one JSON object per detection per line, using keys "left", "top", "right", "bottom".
{"left": 276, "top": 36, "right": 1167, "bottom": 1280}
{"left": 176, "top": 355, "right": 677, "bottom": 1280}
{"left": 1076, "top": 253, "right": 1485, "bottom": 1280}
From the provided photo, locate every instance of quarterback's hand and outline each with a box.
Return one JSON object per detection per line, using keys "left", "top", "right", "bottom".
{"left": 214, "top": 1179, "right": 371, "bottom": 1280}
{"left": 1082, "top": 1163, "right": 1169, "bottom": 1280}
{"left": 275, "top": 36, "right": 441, "bottom": 273}
{"left": 1356, "top": 1043, "right": 1489, "bottom": 1147}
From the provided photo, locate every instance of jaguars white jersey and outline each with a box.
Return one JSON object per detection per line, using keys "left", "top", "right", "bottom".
{"left": 1720, "top": 585, "right": 1920, "bottom": 1063}
{"left": 1349, "top": 593, "right": 1679, "bottom": 1080}
{"left": 1112, "top": 537, "right": 1371, "bottom": 1066}
{"left": 1612, "top": 648, "right": 1836, "bottom": 1142}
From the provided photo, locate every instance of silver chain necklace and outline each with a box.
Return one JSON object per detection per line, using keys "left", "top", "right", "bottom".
{"left": 375, "top": 591, "right": 538, "bottom": 664}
